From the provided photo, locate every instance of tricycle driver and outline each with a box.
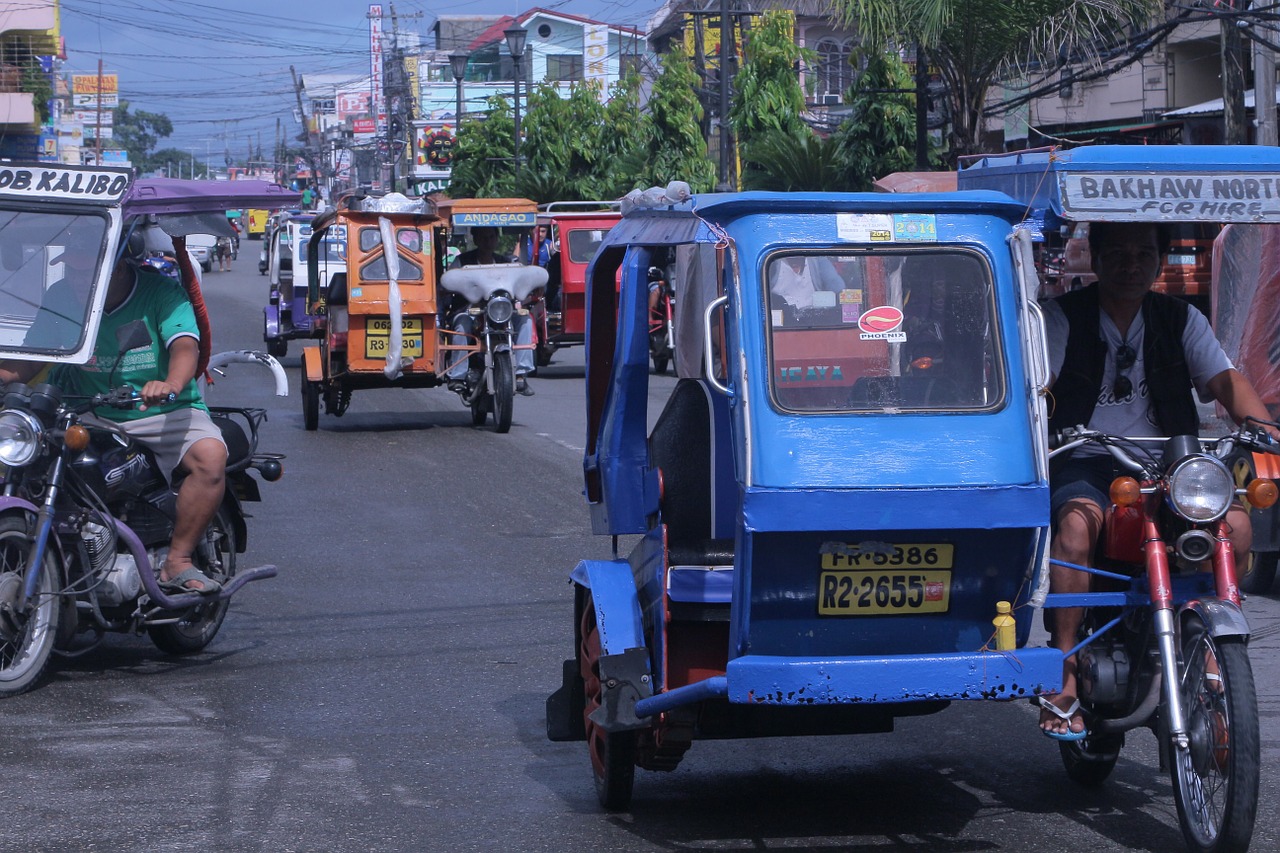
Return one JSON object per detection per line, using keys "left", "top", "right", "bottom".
{"left": 0, "top": 234, "right": 227, "bottom": 595}
{"left": 1041, "top": 221, "right": 1280, "bottom": 739}
{"left": 444, "top": 225, "right": 536, "bottom": 396}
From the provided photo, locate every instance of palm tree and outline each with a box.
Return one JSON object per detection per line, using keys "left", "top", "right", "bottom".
{"left": 831, "top": 0, "right": 1163, "bottom": 158}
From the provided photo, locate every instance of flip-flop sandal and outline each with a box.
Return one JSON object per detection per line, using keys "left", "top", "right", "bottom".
{"left": 1037, "top": 694, "right": 1088, "bottom": 741}
{"left": 160, "top": 566, "right": 222, "bottom": 596}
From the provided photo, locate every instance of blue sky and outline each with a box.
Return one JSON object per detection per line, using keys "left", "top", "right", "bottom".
{"left": 58, "top": 0, "right": 664, "bottom": 167}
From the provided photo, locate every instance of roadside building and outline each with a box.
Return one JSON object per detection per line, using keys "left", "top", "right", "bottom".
{"left": 0, "top": 0, "right": 59, "bottom": 162}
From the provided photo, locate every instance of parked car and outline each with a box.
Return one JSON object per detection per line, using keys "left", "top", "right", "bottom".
{"left": 185, "top": 233, "right": 217, "bottom": 272}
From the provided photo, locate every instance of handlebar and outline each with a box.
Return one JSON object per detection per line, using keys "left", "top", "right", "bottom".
{"left": 81, "top": 387, "right": 175, "bottom": 413}
{"left": 1048, "top": 420, "right": 1280, "bottom": 473}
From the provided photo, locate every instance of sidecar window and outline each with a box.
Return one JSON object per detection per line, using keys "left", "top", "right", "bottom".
{"left": 359, "top": 253, "right": 423, "bottom": 282}
{"left": 0, "top": 212, "right": 108, "bottom": 355}
{"left": 765, "top": 248, "right": 1005, "bottom": 414}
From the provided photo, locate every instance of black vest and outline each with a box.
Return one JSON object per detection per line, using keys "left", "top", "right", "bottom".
{"left": 1048, "top": 284, "right": 1199, "bottom": 436}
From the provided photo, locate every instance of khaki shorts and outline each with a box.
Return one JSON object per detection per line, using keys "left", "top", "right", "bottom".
{"left": 84, "top": 407, "right": 226, "bottom": 484}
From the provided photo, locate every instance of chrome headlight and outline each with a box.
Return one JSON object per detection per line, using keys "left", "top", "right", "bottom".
{"left": 0, "top": 409, "right": 43, "bottom": 467}
{"left": 486, "top": 295, "right": 515, "bottom": 325}
{"left": 1167, "top": 455, "right": 1235, "bottom": 521}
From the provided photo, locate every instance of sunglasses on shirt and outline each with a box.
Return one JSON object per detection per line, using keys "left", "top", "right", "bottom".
{"left": 1113, "top": 344, "right": 1136, "bottom": 399}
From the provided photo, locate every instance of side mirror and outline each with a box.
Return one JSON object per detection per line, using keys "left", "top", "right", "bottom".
{"left": 115, "top": 319, "right": 153, "bottom": 355}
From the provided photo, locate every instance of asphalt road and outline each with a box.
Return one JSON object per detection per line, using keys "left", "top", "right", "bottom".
{"left": 2, "top": 254, "right": 1279, "bottom": 853}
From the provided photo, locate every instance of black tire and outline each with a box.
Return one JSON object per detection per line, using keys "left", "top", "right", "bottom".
{"left": 301, "top": 364, "right": 319, "bottom": 431}
{"left": 1238, "top": 550, "right": 1277, "bottom": 595}
{"left": 652, "top": 353, "right": 670, "bottom": 375}
{"left": 1170, "top": 620, "right": 1259, "bottom": 853}
{"left": 1059, "top": 732, "right": 1123, "bottom": 786}
{"left": 148, "top": 509, "right": 237, "bottom": 655}
{"left": 492, "top": 351, "right": 514, "bottom": 434}
{"left": 580, "top": 593, "right": 638, "bottom": 811}
{"left": 266, "top": 338, "right": 287, "bottom": 358}
{"left": 535, "top": 343, "right": 554, "bottom": 367}
{"left": 0, "top": 513, "right": 60, "bottom": 697}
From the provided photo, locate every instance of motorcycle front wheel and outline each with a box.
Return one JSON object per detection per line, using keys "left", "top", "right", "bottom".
{"left": 0, "top": 514, "right": 60, "bottom": 697}
{"left": 148, "top": 509, "right": 237, "bottom": 655}
{"left": 1170, "top": 617, "right": 1259, "bottom": 853}
{"left": 492, "top": 350, "right": 514, "bottom": 434}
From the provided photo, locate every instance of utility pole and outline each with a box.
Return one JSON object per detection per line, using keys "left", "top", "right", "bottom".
{"left": 914, "top": 43, "right": 929, "bottom": 170}
{"left": 385, "top": 4, "right": 423, "bottom": 193}
{"left": 717, "top": 0, "right": 734, "bottom": 191}
{"left": 1255, "top": 26, "right": 1277, "bottom": 146}
{"left": 290, "top": 65, "right": 323, "bottom": 190}
{"left": 1222, "top": 7, "right": 1248, "bottom": 144}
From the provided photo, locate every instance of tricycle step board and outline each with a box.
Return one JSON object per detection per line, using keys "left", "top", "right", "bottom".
{"left": 667, "top": 564, "right": 733, "bottom": 604}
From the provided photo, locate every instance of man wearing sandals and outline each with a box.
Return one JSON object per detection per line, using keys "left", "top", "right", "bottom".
{"left": 1041, "top": 221, "right": 1280, "bottom": 739}
{"left": 0, "top": 246, "right": 227, "bottom": 595}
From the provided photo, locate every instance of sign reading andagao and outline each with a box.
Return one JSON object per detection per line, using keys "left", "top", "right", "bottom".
{"left": 1059, "top": 171, "right": 1280, "bottom": 222}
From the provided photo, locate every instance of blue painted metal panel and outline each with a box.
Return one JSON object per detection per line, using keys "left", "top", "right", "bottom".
{"left": 667, "top": 566, "right": 735, "bottom": 604}
{"left": 570, "top": 559, "right": 645, "bottom": 656}
{"left": 741, "top": 483, "right": 1048, "bottom": 532}
{"left": 725, "top": 648, "right": 1062, "bottom": 704}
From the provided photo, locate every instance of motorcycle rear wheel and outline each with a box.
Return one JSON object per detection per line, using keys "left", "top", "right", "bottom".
{"left": 579, "top": 592, "right": 638, "bottom": 811}
{"left": 1170, "top": 619, "right": 1259, "bottom": 853}
{"left": 0, "top": 515, "right": 60, "bottom": 697}
{"left": 148, "top": 509, "right": 237, "bottom": 655}
{"left": 301, "top": 363, "right": 319, "bottom": 431}
{"left": 1059, "top": 732, "right": 1123, "bottom": 786}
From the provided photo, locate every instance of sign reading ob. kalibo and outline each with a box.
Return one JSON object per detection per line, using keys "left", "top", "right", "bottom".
{"left": 1060, "top": 171, "right": 1280, "bottom": 222}
{"left": 0, "top": 166, "right": 131, "bottom": 204}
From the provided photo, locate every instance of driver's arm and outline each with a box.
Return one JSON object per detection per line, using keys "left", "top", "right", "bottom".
{"left": 1206, "top": 368, "right": 1280, "bottom": 441}
{"left": 139, "top": 335, "right": 197, "bottom": 407}
{"left": 0, "top": 361, "right": 42, "bottom": 385}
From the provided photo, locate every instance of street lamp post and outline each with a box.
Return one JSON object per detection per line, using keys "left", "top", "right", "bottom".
{"left": 188, "top": 147, "right": 199, "bottom": 179}
{"left": 504, "top": 26, "right": 527, "bottom": 175}
{"left": 448, "top": 53, "right": 469, "bottom": 130}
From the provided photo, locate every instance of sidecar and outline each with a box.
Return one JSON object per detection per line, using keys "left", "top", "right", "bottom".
{"left": 546, "top": 188, "right": 1061, "bottom": 809}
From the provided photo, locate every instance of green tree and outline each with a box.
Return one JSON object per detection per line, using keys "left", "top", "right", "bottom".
{"left": 113, "top": 101, "right": 174, "bottom": 169}
{"left": 21, "top": 65, "right": 52, "bottom": 125}
{"left": 519, "top": 79, "right": 607, "bottom": 201}
{"left": 729, "top": 9, "right": 810, "bottom": 144}
{"left": 832, "top": 0, "right": 1161, "bottom": 158}
{"left": 739, "top": 130, "right": 850, "bottom": 192}
{"left": 597, "top": 71, "right": 646, "bottom": 197}
{"left": 449, "top": 95, "right": 516, "bottom": 198}
{"left": 833, "top": 50, "right": 940, "bottom": 190}
{"left": 637, "top": 46, "right": 716, "bottom": 193}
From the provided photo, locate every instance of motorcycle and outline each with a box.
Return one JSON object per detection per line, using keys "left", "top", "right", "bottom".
{"left": 1045, "top": 419, "right": 1280, "bottom": 853}
{"left": 646, "top": 264, "right": 674, "bottom": 375}
{"left": 0, "top": 322, "right": 284, "bottom": 697}
{"left": 439, "top": 263, "right": 547, "bottom": 433}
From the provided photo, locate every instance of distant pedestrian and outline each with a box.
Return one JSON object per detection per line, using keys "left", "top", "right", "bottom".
{"left": 301, "top": 186, "right": 315, "bottom": 209}
{"left": 216, "top": 237, "right": 232, "bottom": 272}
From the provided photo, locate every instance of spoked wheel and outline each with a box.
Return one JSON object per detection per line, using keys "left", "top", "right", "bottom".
{"left": 300, "top": 363, "right": 319, "bottom": 431}
{"left": 1170, "top": 618, "right": 1259, "bottom": 853}
{"left": 148, "top": 509, "right": 237, "bottom": 655}
{"left": 492, "top": 350, "right": 514, "bottom": 434}
{"left": 1059, "top": 731, "right": 1123, "bottom": 786}
{"left": 579, "top": 592, "right": 638, "bottom": 811}
{"left": 0, "top": 514, "right": 60, "bottom": 697}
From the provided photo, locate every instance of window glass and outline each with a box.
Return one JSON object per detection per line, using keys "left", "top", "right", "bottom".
{"left": 359, "top": 227, "right": 381, "bottom": 252}
{"left": 567, "top": 228, "right": 607, "bottom": 264}
{"left": 765, "top": 250, "right": 1004, "bottom": 413}
{"left": 360, "top": 254, "right": 422, "bottom": 282}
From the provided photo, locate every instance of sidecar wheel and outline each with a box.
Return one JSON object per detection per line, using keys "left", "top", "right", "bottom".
{"left": 301, "top": 364, "right": 319, "bottom": 431}
{"left": 0, "top": 515, "right": 60, "bottom": 697}
{"left": 651, "top": 352, "right": 670, "bottom": 375}
{"left": 580, "top": 592, "right": 638, "bottom": 811}
{"left": 535, "top": 343, "right": 554, "bottom": 367}
{"left": 149, "top": 510, "right": 236, "bottom": 655}
{"left": 492, "top": 351, "right": 514, "bottom": 434}
{"left": 1238, "top": 550, "right": 1277, "bottom": 595}
{"left": 1170, "top": 618, "right": 1259, "bottom": 853}
{"left": 266, "top": 338, "right": 287, "bottom": 359}
{"left": 1059, "top": 732, "right": 1122, "bottom": 786}
{"left": 469, "top": 395, "right": 488, "bottom": 426}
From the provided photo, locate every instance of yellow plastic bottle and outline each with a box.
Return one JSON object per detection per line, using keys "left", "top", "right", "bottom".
{"left": 993, "top": 600, "right": 1016, "bottom": 651}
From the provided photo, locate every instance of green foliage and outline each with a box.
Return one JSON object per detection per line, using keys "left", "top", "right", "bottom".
{"left": 740, "top": 129, "right": 851, "bottom": 192}
{"left": 597, "top": 72, "right": 647, "bottom": 197}
{"left": 830, "top": 0, "right": 1161, "bottom": 158}
{"left": 729, "top": 9, "right": 809, "bottom": 145}
{"left": 20, "top": 65, "right": 52, "bottom": 125}
{"left": 638, "top": 46, "right": 716, "bottom": 192}
{"left": 449, "top": 95, "right": 516, "bottom": 198}
{"left": 520, "top": 80, "right": 607, "bottom": 201}
{"left": 834, "top": 50, "right": 941, "bottom": 190}
{"left": 113, "top": 101, "right": 175, "bottom": 170}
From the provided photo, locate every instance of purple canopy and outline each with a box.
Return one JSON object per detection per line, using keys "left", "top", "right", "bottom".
{"left": 123, "top": 178, "right": 301, "bottom": 218}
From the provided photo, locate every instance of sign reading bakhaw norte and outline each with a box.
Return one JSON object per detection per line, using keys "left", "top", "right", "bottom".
{"left": 1060, "top": 171, "right": 1280, "bottom": 222}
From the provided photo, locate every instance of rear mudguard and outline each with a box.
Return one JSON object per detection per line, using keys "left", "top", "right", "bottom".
{"left": 570, "top": 559, "right": 653, "bottom": 732}
{"left": 302, "top": 345, "right": 324, "bottom": 383}
{"left": 1180, "top": 597, "right": 1250, "bottom": 640}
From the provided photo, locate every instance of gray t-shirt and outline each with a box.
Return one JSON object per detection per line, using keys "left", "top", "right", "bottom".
{"left": 1043, "top": 298, "right": 1232, "bottom": 448}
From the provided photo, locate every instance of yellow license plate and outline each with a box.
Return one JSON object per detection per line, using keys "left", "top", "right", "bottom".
{"left": 818, "top": 570, "right": 952, "bottom": 616}
{"left": 820, "top": 542, "right": 954, "bottom": 570}
{"left": 365, "top": 317, "right": 423, "bottom": 358}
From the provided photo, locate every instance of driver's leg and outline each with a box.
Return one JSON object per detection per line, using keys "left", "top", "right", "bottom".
{"left": 162, "top": 436, "right": 228, "bottom": 591}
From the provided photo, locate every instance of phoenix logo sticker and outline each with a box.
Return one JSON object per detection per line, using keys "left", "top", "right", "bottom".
{"left": 858, "top": 306, "right": 906, "bottom": 341}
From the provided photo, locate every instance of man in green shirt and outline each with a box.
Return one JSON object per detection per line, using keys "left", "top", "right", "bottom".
{"left": 1, "top": 253, "right": 228, "bottom": 594}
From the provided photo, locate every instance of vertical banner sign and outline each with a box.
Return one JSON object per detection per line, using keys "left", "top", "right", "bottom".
{"left": 369, "top": 5, "right": 385, "bottom": 131}
{"left": 404, "top": 55, "right": 420, "bottom": 118}
{"left": 584, "top": 25, "right": 609, "bottom": 101}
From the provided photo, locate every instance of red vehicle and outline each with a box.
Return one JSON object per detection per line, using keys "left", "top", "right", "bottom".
{"left": 531, "top": 202, "right": 620, "bottom": 366}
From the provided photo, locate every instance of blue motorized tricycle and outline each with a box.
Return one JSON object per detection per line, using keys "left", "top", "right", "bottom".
{"left": 545, "top": 186, "right": 1279, "bottom": 853}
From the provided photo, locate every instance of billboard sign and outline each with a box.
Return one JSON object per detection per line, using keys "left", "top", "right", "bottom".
{"left": 71, "top": 74, "right": 118, "bottom": 95}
